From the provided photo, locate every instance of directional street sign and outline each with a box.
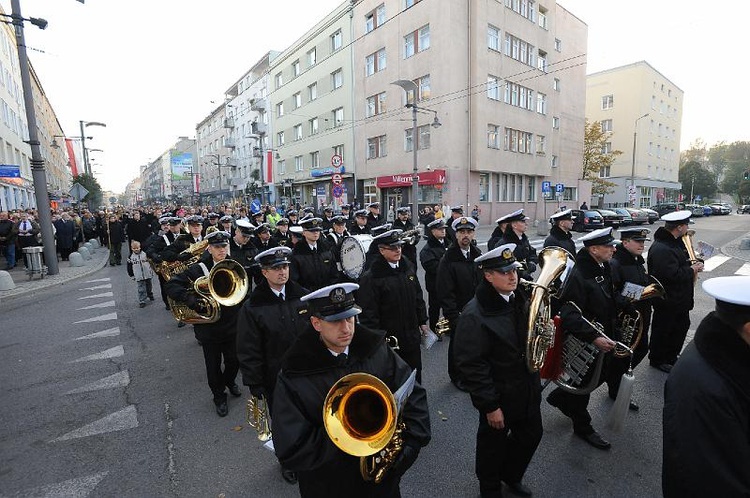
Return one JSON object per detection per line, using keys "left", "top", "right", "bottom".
{"left": 251, "top": 199, "right": 261, "bottom": 212}
{"left": 332, "top": 184, "right": 344, "bottom": 198}
{"left": 541, "top": 181, "right": 551, "bottom": 193}
{"left": 69, "top": 183, "right": 90, "bottom": 201}
{"left": 332, "top": 173, "right": 343, "bottom": 185}
{"left": 555, "top": 183, "right": 565, "bottom": 193}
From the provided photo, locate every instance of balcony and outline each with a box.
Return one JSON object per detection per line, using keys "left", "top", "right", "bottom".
{"left": 251, "top": 121, "right": 268, "bottom": 135}
{"left": 250, "top": 98, "right": 267, "bottom": 112}
{"left": 223, "top": 117, "right": 235, "bottom": 128}
{"left": 224, "top": 137, "right": 236, "bottom": 148}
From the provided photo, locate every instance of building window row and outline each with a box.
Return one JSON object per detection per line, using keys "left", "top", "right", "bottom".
{"left": 504, "top": 127, "right": 534, "bottom": 154}
{"left": 405, "top": 125, "right": 431, "bottom": 151}
{"left": 365, "top": 48, "right": 387, "bottom": 76}
{"left": 404, "top": 25, "right": 430, "bottom": 59}
{"left": 366, "top": 92, "right": 387, "bottom": 117}
{"left": 367, "top": 135, "right": 387, "bottom": 159}
{"left": 504, "top": 81, "right": 535, "bottom": 111}
{"left": 504, "top": 32, "right": 535, "bottom": 67}
{"left": 365, "top": 4, "right": 386, "bottom": 33}
{"left": 504, "top": 0, "right": 536, "bottom": 23}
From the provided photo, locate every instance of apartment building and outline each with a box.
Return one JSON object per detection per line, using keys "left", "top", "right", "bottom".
{"left": 586, "top": 61, "right": 683, "bottom": 208}
{"left": 351, "top": 0, "right": 587, "bottom": 221}
{"left": 141, "top": 137, "right": 196, "bottom": 204}
{"left": 268, "top": 1, "right": 356, "bottom": 209}
{"left": 196, "top": 103, "right": 231, "bottom": 202}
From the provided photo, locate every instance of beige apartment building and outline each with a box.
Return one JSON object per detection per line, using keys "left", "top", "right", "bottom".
{"left": 586, "top": 61, "right": 683, "bottom": 208}
{"left": 351, "top": 0, "right": 587, "bottom": 222}
{"left": 196, "top": 103, "right": 231, "bottom": 202}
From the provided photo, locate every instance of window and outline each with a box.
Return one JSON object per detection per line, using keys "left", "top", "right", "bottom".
{"left": 405, "top": 0, "right": 422, "bottom": 7}
{"left": 601, "top": 119, "right": 613, "bottom": 132}
{"left": 504, "top": 127, "right": 533, "bottom": 154}
{"left": 332, "top": 107, "right": 344, "bottom": 127}
{"left": 310, "top": 151, "right": 320, "bottom": 169}
{"left": 505, "top": 0, "right": 536, "bottom": 22}
{"left": 538, "top": 5, "right": 548, "bottom": 29}
{"left": 602, "top": 94, "right": 614, "bottom": 109}
{"left": 279, "top": 159, "right": 286, "bottom": 175}
{"left": 487, "top": 75, "right": 501, "bottom": 100}
{"left": 536, "top": 92, "right": 547, "bottom": 114}
{"left": 562, "top": 187, "right": 577, "bottom": 202}
{"left": 365, "top": 48, "right": 386, "bottom": 76}
{"left": 331, "top": 30, "right": 343, "bottom": 51}
{"left": 537, "top": 50, "right": 547, "bottom": 72}
{"left": 366, "top": 92, "right": 387, "bottom": 117}
{"left": 554, "top": 38, "right": 562, "bottom": 51}
{"left": 416, "top": 74, "right": 431, "bottom": 101}
{"left": 275, "top": 72, "right": 283, "bottom": 89}
{"left": 308, "top": 82, "right": 318, "bottom": 101}
{"left": 333, "top": 144, "right": 344, "bottom": 162}
{"left": 599, "top": 165, "right": 611, "bottom": 177}
{"left": 295, "top": 155, "right": 304, "bottom": 171}
{"left": 294, "top": 124, "right": 303, "bottom": 141}
{"left": 488, "top": 25, "right": 500, "bottom": 51}
{"left": 551, "top": 155, "right": 558, "bottom": 168}
{"left": 365, "top": 4, "right": 385, "bottom": 33}
{"left": 552, "top": 116, "right": 560, "bottom": 129}
{"left": 331, "top": 69, "right": 343, "bottom": 90}
{"left": 479, "top": 173, "right": 490, "bottom": 202}
{"left": 487, "top": 124, "right": 500, "bottom": 149}
{"left": 504, "top": 81, "right": 535, "bottom": 110}
{"left": 404, "top": 25, "right": 430, "bottom": 59}
{"left": 364, "top": 180, "right": 377, "bottom": 205}
{"left": 553, "top": 78, "right": 560, "bottom": 91}
{"left": 367, "top": 135, "right": 387, "bottom": 159}
{"left": 292, "top": 60, "right": 301, "bottom": 77}
{"left": 307, "top": 48, "right": 316, "bottom": 67}
{"left": 277, "top": 131, "right": 285, "bottom": 146}
{"left": 405, "top": 124, "right": 431, "bottom": 151}
{"left": 526, "top": 176, "right": 536, "bottom": 201}
{"left": 293, "top": 92, "right": 302, "bottom": 109}
{"left": 309, "top": 117, "right": 319, "bottom": 135}
{"left": 276, "top": 102, "right": 284, "bottom": 117}
{"left": 504, "top": 33, "right": 535, "bottom": 66}
{"left": 602, "top": 142, "right": 612, "bottom": 154}
{"left": 536, "top": 135, "right": 545, "bottom": 154}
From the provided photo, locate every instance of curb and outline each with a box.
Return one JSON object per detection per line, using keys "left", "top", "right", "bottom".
{"left": 720, "top": 231, "right": 750, "bottom": 263}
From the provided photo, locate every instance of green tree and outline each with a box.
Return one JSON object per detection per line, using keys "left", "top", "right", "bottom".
{"left": 71, "top": 173, "right": 103, "bottom": 208}
{"left": 581, "top": 119, "right": 621, "bottom": 196}
{"left": 679, "top": 161, "right": 717, "bottom": 202}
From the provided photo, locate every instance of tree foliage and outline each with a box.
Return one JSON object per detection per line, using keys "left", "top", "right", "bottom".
{"left": 71, "top": 173, "right": 103, "bottom": 207}
{"left": 678, "top": 161, "right": 717, "bottom": 201}
{"left": 680, "top": 140, "right": 750, "bottom": 203}
{"left": 581, "top": 120, "right": 621, "bottom": 195}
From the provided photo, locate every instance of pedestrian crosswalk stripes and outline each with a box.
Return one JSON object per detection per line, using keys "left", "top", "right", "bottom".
{"left": 75, "top": 327, "right": 121, "bottom": 340}
{"left": 11, "top": 472, "right": 109, "bottom": 497}
{"left": 50, "top": 405, "right": 138, "bottom": 443}
{"left": 735, "top": 263, "right": 750, "bottom": 276}
{"left": 71, "top": 345, "right": 124, "bottom": 363}
{"left": 74, "top": 312, "right": 118, "bottom": 323}
{"left": 78, "top": 291, "right": 114, "bottom": 299}
{"left": 79, "top": 283, "right": 112, "bottom": 291}
{"left": 65, "top": 371, "right": 130, "bottom": 395}
{"left": 702, "top": 255, "right": 731, "bottom": 272}
{"left": 77, "top": 300, "right": 116, "bottom": 310}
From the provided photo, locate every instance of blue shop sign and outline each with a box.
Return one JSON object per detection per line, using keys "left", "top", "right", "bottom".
{"left": 0, "top": 164, "right": 21, "bottom": 178}
{"left": 310, "top": 166, "right": 346, "bottom": 178}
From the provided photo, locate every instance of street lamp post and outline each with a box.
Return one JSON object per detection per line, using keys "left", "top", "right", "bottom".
{"left": 629, "top": 113, "right": 649, "bottom": 207}
{"left": 79, "top": 120, "right": 106, "bottom": 176}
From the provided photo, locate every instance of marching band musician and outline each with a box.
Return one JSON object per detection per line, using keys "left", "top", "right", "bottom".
{"left": 272, "top": 283, "right": 431, "bottom": 497}
{"left": 349, "top": 209, "right": 371, "bottom": 235}
{"left": 646, "top": 210, "right": 703, "bottom": 373}
{"left": 219, "top": 214, "right": 235, "bottom": 233}
{"left": 229, "top": 220, "right": 258, "bottom": 285}
{"left": 252, "top": 223, "right": 277, "bottom": 252}
{"left": 419, "top": 218, "right": 450, "bottom": 333}
{"left": 545, "top": 227, "right": 623, "bottom": 450}
{"left": 444, "top": 205, "right": 465, "bottom": 246}
{"left": 454, "top": 244, "right": 541, "bottom": 498}
{"left": 392, "top": 206, "right": 420, "bottom": 266}
{"left": 290, "top": 217, "right": 339, "bottom": 291}
{"left": 358, "top": 230, "right": 429, "bottom": 382}
{"left": 235, "top": 246, "right": 309, "bottom": 485}
{"left": 321, "top": 206, "right": 335, "bottom": 231}
{"left": 145, "top": 215, "right": 180, "bottom": 310}
{"left": 436, "top": 216, "right": 482, "bottom": 391}
{"left": 363, "top": 223, "right": 393, "bottom": 273}
{"left": 286, "top": 209, "right": 300, "bottom": 228}
{"left": 161, "top": 215, "right": 205, "bottom": 262}
{"left": 340, "top": 203, "right": 352, "bottom": 223}
{"left": 663, "top": 276, "right": 750, "bottom": 497}
{"left": 497, "top": 209, "right": 538, "bottom": 281}
{"left": 366, "top": 201, "right": 383, "bottom": 228}
{"left": 272, "top": 218, "right": 292, "bottom": 247}
{"left": 165, "top": 231, "right": 247, "bottom": 417}
{"left": 487, "top": 212, "right": 512, "bottom": 251}
{"left": 202, "top": 212, "right": 220, "bottom": 236}
{"left": 543, "top": 209, "right": 576, "bottom": 255}
{"left": 325, "top": 214, "right": 350, "bottom": 272}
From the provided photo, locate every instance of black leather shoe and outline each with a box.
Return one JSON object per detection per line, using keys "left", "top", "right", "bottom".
{"left": 504, "top": 481, "right": 533, "bottom": 496}
{"left": 228, "top": 384, "right": 242, "bottom": 397}
{"left": 281, "top": 468, "right": 297, "bottom": 484}
{"left": 452, "top": 379, "right": 469, "bottom": 392}
{"left": 215, "top": 400, "right": 228, "bottom": 417}
{"left": 575, "top": 431, "right": 611, "bottom": 450}
{"left": 177, "top": 321, "right": 186, "bottom": 328}
{"left": 165, "top": 304, "right": 171, "bottom": 311}
{"left": 628, "top": 400, "right": 639, "bottom": 411}
{"left": 651, "top": 363, "right": 672, "bottom": 373}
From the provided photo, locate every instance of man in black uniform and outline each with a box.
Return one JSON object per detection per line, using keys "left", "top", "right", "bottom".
{"left": 325, "top": 214, "right": 350, "bottom": 274}
{"left": 454, "top": 244, "right": 541, "bottom": 498}
{"left": 392, "top": 206, "right": 420, "bottom": 266}
{"left": 228, "top": 220, "right": 257, "bottom": 271}
{"left": 219, "top": 215, "right": 234, "bottom": 234}
{"left": 545, "top": 227, "right": 623, "bottom": 450}
{"left": 165, "top": 231, "right": 246, "bottom": 416}
{"left": 662, "top": 276, "right": 750, "bottom": 498}
{"left": 437, "top": 216, "right": 482, "bottom": 390}
{"left": 340, "top": 203, "right": 352, "bottom": 223}
{"left": 252, "top": 223, "right": 277, "bottom": 252}
{"left": 272, "top": 218, "right": 291, "bottom": 247}
{"left": 543, "top": 209, "right": 576, "bottom": 255}
{"left": 290, "top": 217, "right": 338, "bottom": 291}
{"left": 647, "top": 210, "right": 704, "bottom": 373}
{"left": 236, "top": 246, "right": 309, "bottom": 484}
{"left": 161, "top": 215, "right": 205, "bottom": 262}
{"left": 286, "top": 209, "right": 299, "bottom": 227}
{"left": 498, "top": 209, "right": 537, "bottom": 281}
{"left": 444, "top": 206, "right": 464, "bottom": 246}
{"left": 419, "top": 219, "right": 449, "bottom": 332}
{"left": 321, "top": 206, "right": 334, "bottom": 231}
{"left": 349, "top": 209, "right": 371, "bottom": 235}
{"left": 358, "top": 230, "right": 429, "bottom": 381}
{"left": 203, "top": 212, "right": 220, "bottom": 236}
{"left": 272, "top": 282, "right": 431, "bottom": 498}
{"left": 366, "top": 201, "right": 383, "bottom": 228}
{"left": 487, "top": 212, "right": 512, "bottom": 251}
{"left": 145, "top": 216, "right": 178, "bottom": 309}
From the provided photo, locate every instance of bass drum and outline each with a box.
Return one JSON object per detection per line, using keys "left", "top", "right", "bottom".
{"left": 340, "top": 235, "right": 373, "bottom": 280}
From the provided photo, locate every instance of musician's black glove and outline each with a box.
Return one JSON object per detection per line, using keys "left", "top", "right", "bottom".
{"left": 250, "top": 386, "right": 267, "bottom": 399}
{"left": 177, "top": 252, "right": 193, "bottom": 262}
{"left": 526, "top": 261, "right": 537, "bottom": 273}
{"left": 391, "top": 442, "right": 420, "bottom": 478}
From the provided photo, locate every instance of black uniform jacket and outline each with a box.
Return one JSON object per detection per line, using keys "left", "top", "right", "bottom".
{"left": 145, "top": 231, "right": 179, "bottom": 263}
{"left": 358, "top": 255, "right": 428, "bottom": 352}
{"left": 348, "top": 223, "right": 371, "bottom": 235}
{"left": 487, "top": 225, "right": 504, "bottom": 251}
{"left": 125, "top": 217, "right": 153, "bottom": 244}
{"left": 436, "top": 244, "right": 483, "bottom": 322}
{"left": 291, "top": 239, "right": 339, "bottom": 291}
{"left": 454, "top": 280, "right": 541, "bottom": 422}
{"left": 272, "top": 230, "right": 292, "bottom": 247}
{"left": 647, "top": 227, "right": 695, "bottom": 311}
{"left": 165, "top": 253, "right": 246, "bottom": 343}
{"left": 272, "top": 325, "right": 431, "bottom": 497}
{"left": 161, "top": 233, "right": 202, "bottom": 262}
{"left": 235, "top": 280, "right": 309, "bottom": 398}
{"left": 610, "top": 243, "right": 653, "bottom": 318}
{"left": 543, "top": 225, "right": 576, "bottom": 256}
{"left": 499, "top": 227, "right": 538, "bottom": 281}
{"left": 663, "top": 312, "right": 750, "bottom": 497}
{"left": 558, "top": 248, "right": 618, "bottom": 343}
{"left": 252, "top": 236, "right": 278, "bottom": 252}
{"left": 392, "top": 218, "right": 419, "bottom": 266}
{"left": 419, "top": 235, "right": 448, "bottom": 291}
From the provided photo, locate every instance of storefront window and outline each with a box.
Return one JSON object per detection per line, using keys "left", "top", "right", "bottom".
{"left": 479, "top": 173, "right": 489, "bottom": 202}
{"left": 418, "top": 185, "right": 442, "bottom": 203}
{"left": 364, "top": 180, "right": 377, "bottom": 205}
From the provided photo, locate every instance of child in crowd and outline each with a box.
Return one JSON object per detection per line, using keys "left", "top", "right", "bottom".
{"left": 126, "top": 240, "right": 155, "bottom": 308}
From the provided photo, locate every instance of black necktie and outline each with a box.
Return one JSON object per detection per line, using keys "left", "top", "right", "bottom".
{"left": 509, "top": 294, "right": 516, "bottom": 305}
{"left": 312, "top": 247, "right": 317, "bottom": 254}
{"left": 279, "top": 292, "right": 285, "bottom": 301}
{"left": 336, "top": 353, "right": 348, "bottom": 367}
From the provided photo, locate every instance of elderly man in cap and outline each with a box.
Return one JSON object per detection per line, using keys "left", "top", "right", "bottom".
{"left": 437, "top": 216, "right": 483, "bottom": 390}
{"left": 236, "top": 246, "right": 309, "bottom": 484}
{"left": 359, "top": 229, "right": 429, "bottom": 381}
{"left": 366, "top": 201, "right": 383, "bottom": 228}
{"left": 291, "top": 217, "right": 338, "bottom": 291}
{"left": 662, "top": 276, "right": 750, "bottom": 497}
{"left": 349, "top": 209, "right": 371, "bottom": 235}
{"left": 498, "top": 209, "right": 538, "bottom": 281}
{"left": 166, "top": 231, "right": 248, "bottom": 417}
{"left": 272, "top": 283, "right": 431, "bottom": 497}
{"left": 272, "top": 218, "right": 292, "bottom": 247}
{"left": 444, "top": 205, "right": 465, "bottom": 246}
{"left": 392, "top": 206, "right": 420, "bottom": 266}
{"left": 546, "top": 227, "right": 625, "bottom": 450}
{"left": 647, "top": 210, "right": 704, "bottom": 373}
{"left": 543, "top": 209, "right": 576, "bottom": 255}
{"left": 419, "top": 218, "right": 450, "bottom": 333}
{"left": 454, "top": 244, "right": 541, "bottom": 498}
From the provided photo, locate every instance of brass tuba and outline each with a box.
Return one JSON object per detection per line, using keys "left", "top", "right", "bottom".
{"left": 158, "top": 238, "right": 209, "bottom": 281}
{"left": 169, "top": 259, "right": 249, "bottom": 324}
{"left": 323, "top": 372, "right": 404, "bottom": 484}
{"left": 522, "top": 246, "right": 575, "bottom": 372}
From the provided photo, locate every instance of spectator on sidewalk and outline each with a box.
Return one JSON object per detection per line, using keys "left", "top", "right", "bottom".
{"left": 0, "top": 211, "right": 18, "bottom": 270}
{"left": 107, "top": 214, "right": 125, "bottom": 266}
{"left": 53, "top": 212, "right": 77, "bottom": 261}
{"left": 127, "top": 240, "right": 155, "bottom": 307}
{"left": 16, "top": 211, "right": 39, "bottom": 251}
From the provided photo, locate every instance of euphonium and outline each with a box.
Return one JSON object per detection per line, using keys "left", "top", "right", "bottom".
{"left": 246, "top": 395, "right": 272, "bottom": 442}
{"left": 522, "top": 246, "right": 574, "bottom": 372}
{"left": 158, "top": 238, "right": 210, "bottom": 281}
{"left": 323, "top": 372, "right": 404, "bottom": 484}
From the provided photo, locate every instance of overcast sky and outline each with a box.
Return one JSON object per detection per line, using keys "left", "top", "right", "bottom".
{"left": 4, "top": 0, "right": 747, "bottom": 193}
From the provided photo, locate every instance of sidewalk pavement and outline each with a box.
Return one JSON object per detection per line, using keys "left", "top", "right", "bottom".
{"left": 0, "top": 246, "right": 111, "bottom": 302}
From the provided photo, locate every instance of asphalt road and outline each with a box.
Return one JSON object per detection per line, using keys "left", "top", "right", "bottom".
{"left": 1, "top": 213, "right": 748, "bottom": 497}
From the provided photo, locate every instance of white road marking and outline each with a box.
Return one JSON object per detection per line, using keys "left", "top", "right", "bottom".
{"left": 702, "top": 255, "right": 731, "bottom": 272}
{"left": 74, "top": 327, "right": 120, "bottom": 341}
{"left": 78, "top": 292, "right": 114, "bottom": 300}
{"left": 8, "top": 471, "right": 109, "bottom": 497}
{"left": 84, "top": 278, "right": 111, "bottom": 283}
{"left": 735, "top": 263, "right": 750, "bottom": 276}
{"left": 50, "top": 405, "right": 138, "bottom": 443}
{"left": 74, "top": 312, "right": 117, "bottom": 324}
{"left": 77, "top": 301, "right": 116, "bottom": 310}
{"left": 71, "top": 346, "right": 124, "bottom": 363}
{"left": 66, "top": 371, "right": 130, "bottom": 395}
{"left": 78, "top": 284, "right": 112, "bottom": 291}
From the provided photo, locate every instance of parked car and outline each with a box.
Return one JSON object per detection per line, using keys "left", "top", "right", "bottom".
{"left": 571, "top": 209, "right": 604, "bottom": 232}
{"left": 650, "top": 203, "right": 685, "bottom": 216}
{"left": 684, "top": 204, "right": 704, "bottom": 217}
{"left": 594, "top": 209, "right": 623, "bottom": 228}
{"left": 702, "top": 205, "right": 713, "bottom": 216}
{"left": 611, "top": 207, "right": 633, "bottom": 225}
{"left": 709, "top": 203, "right": 731, "bottom": 215}
{"left": 738, "top": 205, "right": 750, "bottom": 214}
{"left": 626, "top": 208, "right": 649, "bottom": 225}
{"left": 640, "top": 208, "right": 659, "bottom": 224}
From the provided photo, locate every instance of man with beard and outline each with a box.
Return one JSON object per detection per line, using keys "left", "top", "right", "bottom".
{"left": 419, "top": 218, "right": 449, "bottom": 333}
{"left": 392, "top": 206, "right": 420, "bottom": 266}
{"left": 543, "top": 209, "right": 576, "bottom": 255}
{"left": 290, "top": 217, "right": 338, "bottom": 291}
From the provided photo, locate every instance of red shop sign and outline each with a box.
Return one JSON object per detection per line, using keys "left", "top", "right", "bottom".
{"left": 376, "top": 169, "right": 446, "bottom": 188}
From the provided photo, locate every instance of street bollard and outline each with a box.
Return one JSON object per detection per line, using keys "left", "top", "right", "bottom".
{"left": 83, "top": 242, "right": 94, "bottom": 253}
{"left": 22, "top": 246, "right": 47, "bottom": 280}
{"left": 88, "top": 239, "right": 100, "bottom": 249}
{"left": 69, "top": 252, "right": 85, "bottom": 267}
{"left": 78, "top": 247, "right": 92, "bottom": 261}
{"left": 0, "top": 270, "right": 15, "bottom": 290}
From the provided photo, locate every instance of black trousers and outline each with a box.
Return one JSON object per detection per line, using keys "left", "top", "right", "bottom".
{"left": 448, "top": 322, "right": 459, "bottom": 382}
{"left": 648, "top": 305, "right": 690, "bottom": 366}
{"left": 396, "top": 347, "right": 422, "bottom": 384}
{"left": 201, "top": 339, "right": 239, "bottom": 402}
{"left": 476, "top": 409, "right": 542, "bottom": 496}
{"left": 157, "top": 273, "right": 169, "bottom": 306}
{"left": 426, "top": 286, "right": 441, "bottom": 331}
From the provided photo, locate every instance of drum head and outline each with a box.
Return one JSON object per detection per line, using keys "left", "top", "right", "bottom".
{"left": 340, "top": 235, "right": 372, "bottom": 279}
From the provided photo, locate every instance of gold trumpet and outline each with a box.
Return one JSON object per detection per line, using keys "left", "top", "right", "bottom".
{"left": 435, "top": 318, "right": 450, "bottom": 338}
{"left": 246, "top": 395, "right": 272, "bottom": 442}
